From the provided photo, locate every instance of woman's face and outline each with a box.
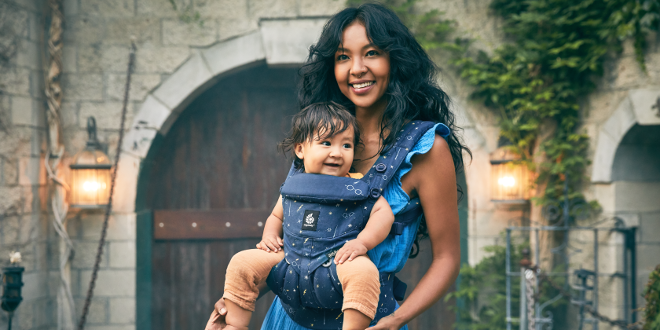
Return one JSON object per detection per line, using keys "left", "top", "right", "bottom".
{"left": 334, "top": 21, "right": 390, "bottom": 111}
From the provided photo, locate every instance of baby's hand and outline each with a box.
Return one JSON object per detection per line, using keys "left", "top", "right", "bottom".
{"left": 334, "top": 239, "right": 368, "bottom": 264}
{"left": 256, "top": 234, "right": 283, "bottom": 252}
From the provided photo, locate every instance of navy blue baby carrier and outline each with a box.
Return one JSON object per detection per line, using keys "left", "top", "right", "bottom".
{"left": 266, "top": 121, "right": 449, "bottom": 329}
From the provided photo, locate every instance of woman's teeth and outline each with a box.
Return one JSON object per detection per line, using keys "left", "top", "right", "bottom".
{"left": 352, "top": 81, "right": 374, "bottom": 89}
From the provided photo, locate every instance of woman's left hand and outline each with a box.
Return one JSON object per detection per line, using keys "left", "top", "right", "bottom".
{"left": 366, "top": 313, "right": 403, "bottom": 330}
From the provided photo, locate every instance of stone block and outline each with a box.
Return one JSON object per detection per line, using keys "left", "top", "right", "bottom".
{"left": 202, "top": 31, "right": 265, "bottom": 77}
{"left": 591, "top": 130, "right": 617, "bottom": 183}
{"left": 1, "top": 214, "right": 33, "bottom": 246}
{"left": 62, "top": 74, "right": 104, "bottom": 101}
{"left": 80, "top": 0, "right": 134, "bottom": 17}
{"left": 63, "top": 44, "right": 77, "bottom": 73}
{"left": 0, "top": 186, "right": 31, "bottom": 215}
{"left": 0, "top": 67, "right": 31, "bottom": 96}
{"left": 135, "top": 45, "right": 190, "bottom": 73}
{"left": 65, "top": 16, "right": 106, "bottom": 44}
{"left": 79, "top": 212, "right": 136, "bottom": 241}
{"left": 1, "top": 157, "right": 18, "bottom": 185}
{"left": 109, "top": 241, "right": 135, "bottom": 269}
{"left": 152, "top": 52, "right": 212, "bottom": 110}
{"left": 27, "top": 9, "right": 41, "bottom": 42}
{"left": 638, "top": 244, "right": 660, "bottom": 271}
{"left": 64, "top": 0, "right": 79, "bottom": 16}
{"left": 629, "top": 88, "right": 660, "bottom": 125}
{"left": 106, "top": 74, "right": 161, "bottom": 102}
{"left": 249, "top": 0, "right": 297, "bottom": 19}
{"left": 72, "top": 240, "right": 108, "bottom": 270}
{"left": 22, "top": 272, "right": 48, "bottom": 300}
{"left": 109, "top": 297, "right": 135, "bottom": 323}
{"left": 218, "top": 17, "right": 258, "bottom": 41}
{"left": 74, "top": 296, "right": 108, "bottom": 324}
{"left": 10, "top": 96, "right": 35, "bottom": 126}
{"left": 31, "top": 295, "right": 56, "bottom": 328}
{"left": 60, "top": 101, "right": 79, "bottom": 128}
{"left": 78, "top": 45, "right": 130, "bottom": 73}
{"left": 584, "top": 90, "right": 627, "bottom": 124}
{"left": 298, "top": 0, "right": 344, "bottom": 16}
{"left": 640, "top": 211, "right": 660, "bottom": 243}
{"left": 112, "top": 155, "right": 140, "bottom": 213}
{"left": 261, "top": 19, "right": 326, "bottom": 65}
{"left": 18, "top": 156, "right": 45, "bottom": 186}
{"left": 137, "top": 0, "right": 179, "bottom": 17}
{"left": 15, "top": 39, "right": 39, "bottom": 70}
{"left": 106, "top": 17, "right": 161, "bottom": 45}
{"left": 122, "top": 96, "right": 172, "bottom": 158}
{"left": 607, "top": 55, "right": 649, "bottom": 90}
{"left": 79, "top": 102, "right": 135, "bottom": 130}
{"left": 162, "top": 18, "right": 218, "bottom": 46}
{"left": 79, "top": 269, "right": 135, "bottom": 297}
{"left": 601, "top": 96, "right": 637, "bottom": 149}
{"left": 614, "top": 181, "right": 660, "bottom": 212}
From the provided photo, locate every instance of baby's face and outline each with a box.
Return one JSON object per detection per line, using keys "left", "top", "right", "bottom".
{"left": 294, "top": 126, "right": 355, "bottom": 177}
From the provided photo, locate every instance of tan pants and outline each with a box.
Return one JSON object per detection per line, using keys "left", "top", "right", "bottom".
{"left": 223, "top": 249, "right": 380, "bottom": 319}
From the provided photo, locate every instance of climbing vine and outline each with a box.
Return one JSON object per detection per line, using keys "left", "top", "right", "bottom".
{"left": 349, "top": 0, "right": 659, "bottom": 207}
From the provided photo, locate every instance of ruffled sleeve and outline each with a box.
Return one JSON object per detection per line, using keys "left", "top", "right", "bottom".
{"left": 367, "top": 123, "right": 450, "bottom": 273}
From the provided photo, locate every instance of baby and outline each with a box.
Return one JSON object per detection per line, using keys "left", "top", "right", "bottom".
{"left": 222, "top": 102, "right": 394, "bottom": 330}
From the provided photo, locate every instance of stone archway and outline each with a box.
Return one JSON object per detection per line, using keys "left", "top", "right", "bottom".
{"left": 591, "top": 88, "right": 660, "bottom": 183}
{"left": 112, "top": 19, "right": 328, "bottom": 214}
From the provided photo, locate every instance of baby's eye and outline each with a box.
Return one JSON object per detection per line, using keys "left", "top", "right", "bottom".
{"left": 321, "top": 141, "right": 331, "bottom": 146}
{"left": 336, "top": 54, "right": 349, "bottom": 61}
{"left": 343, "top": 143, "right": 353, "bottom": 149}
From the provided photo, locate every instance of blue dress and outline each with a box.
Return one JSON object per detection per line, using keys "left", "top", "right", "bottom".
{"left": 260, "top": 124, "right": 446, "bottom": 330}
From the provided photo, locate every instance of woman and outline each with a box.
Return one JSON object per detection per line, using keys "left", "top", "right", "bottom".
{"left": 207, "top": 3, "right": 469, "bottom": 329}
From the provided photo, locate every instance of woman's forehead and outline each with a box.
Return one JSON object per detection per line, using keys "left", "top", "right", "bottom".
{"left": 337, "top": 22, "right": 373, "bottom": 51}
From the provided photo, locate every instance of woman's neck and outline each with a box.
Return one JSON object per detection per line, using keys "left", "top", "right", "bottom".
{"left": 354, "top": 98, "right": 388, "bottom": 137}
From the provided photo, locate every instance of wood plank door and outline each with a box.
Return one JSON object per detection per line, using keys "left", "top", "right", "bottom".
{"left": 145, "top": 64, "right": 298, "bottom": 330}
{"left": 144, "top": 63, "right": 456, "bottom": 330}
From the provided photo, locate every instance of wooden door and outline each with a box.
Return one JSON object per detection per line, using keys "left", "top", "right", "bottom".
{"left": 146, "top": 64, "right": 298, "bottom": 330}
{"left": 144, "top": 63, "right": 455, "bottom": 330}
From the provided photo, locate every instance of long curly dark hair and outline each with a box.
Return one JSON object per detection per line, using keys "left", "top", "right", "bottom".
{"left": 298, "top": 3, "right": 471, "bottom": 257}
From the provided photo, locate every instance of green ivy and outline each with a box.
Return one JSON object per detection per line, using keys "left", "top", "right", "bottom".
{"left": 642, "top": 265, "right": 660, "bottom": 330}
{"left": 348, "top": 0, "right": 659, "bottom": 206}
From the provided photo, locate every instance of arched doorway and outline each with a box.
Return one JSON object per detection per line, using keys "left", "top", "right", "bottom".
{"left": 612, "top": 124, "right": 660, "bottom": 315}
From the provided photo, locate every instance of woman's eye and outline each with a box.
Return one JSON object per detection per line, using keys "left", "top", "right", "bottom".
{"left": 336, "top": 54, "right": 349, "bottom": 61}
{"left": 366, "top": 50, "right": 379, "bottom": 56}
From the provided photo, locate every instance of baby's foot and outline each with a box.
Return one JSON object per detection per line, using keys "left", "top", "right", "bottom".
{"left": 224, "top": 325, "right": 249, "bottom": 330}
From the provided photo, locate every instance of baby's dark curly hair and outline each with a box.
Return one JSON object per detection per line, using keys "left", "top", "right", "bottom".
{"left": 279, "top": 102, "right": 361, "bottom": 170}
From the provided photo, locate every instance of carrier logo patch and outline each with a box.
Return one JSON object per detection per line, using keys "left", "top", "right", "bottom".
{"left": 302, "top": 210, "right": 319, "bottom": 231}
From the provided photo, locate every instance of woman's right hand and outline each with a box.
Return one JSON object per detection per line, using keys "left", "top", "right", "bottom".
{"left": 205, "top": 298, "right": 228, "bottom": 330}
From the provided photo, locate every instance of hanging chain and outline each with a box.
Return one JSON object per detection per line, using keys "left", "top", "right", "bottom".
{"left": 77, "top": 40, "right": 136, "bottom": 330}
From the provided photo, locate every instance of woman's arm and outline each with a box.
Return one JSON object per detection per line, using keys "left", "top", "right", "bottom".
{"left": 368, "top": 136, "right": 461, "bottom": 329}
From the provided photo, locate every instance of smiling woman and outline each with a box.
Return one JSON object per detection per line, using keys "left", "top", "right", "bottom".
{"left": 334, "top": 22, "right": 390, "bottom": 110}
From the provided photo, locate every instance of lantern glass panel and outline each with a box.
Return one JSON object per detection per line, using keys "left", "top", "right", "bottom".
{"left": 490, "top": 161, "right": 531, "bottom": 202}
{"left": 70, "top": 149, "right": 112, "bottom": 208}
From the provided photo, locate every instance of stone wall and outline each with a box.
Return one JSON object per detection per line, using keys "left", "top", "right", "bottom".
{"left": 0, "top": 0, "right": 54, "bottom": 329}
{"left": 1, "top": 0, "right": 659, "bottom": 329}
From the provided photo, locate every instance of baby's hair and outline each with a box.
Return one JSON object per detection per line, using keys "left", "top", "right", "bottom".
{"left": 280, "top": 102, "right": 361, "bottom": 170}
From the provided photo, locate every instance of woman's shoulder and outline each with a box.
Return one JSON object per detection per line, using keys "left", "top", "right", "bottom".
{"left": 405, "top": 126, "right": 454, "bottom": 187}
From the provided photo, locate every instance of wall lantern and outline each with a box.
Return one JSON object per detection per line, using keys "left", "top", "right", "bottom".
{"left": 70, "top": 117, "right": 112, "bottom": 208}
{"left": 490, "top": 148, "right": 533, "bottom": 203}
{"left": 2, "top": 252, "right": 24, "bottom": 330}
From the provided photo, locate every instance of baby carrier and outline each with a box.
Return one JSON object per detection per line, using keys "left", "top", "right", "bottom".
{"left": 267, "top": 121, "right": 450, "bottom": 329}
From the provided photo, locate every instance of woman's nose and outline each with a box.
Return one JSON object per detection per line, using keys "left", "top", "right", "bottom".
{"left": 350, "top": 58, "right": 367, "bottom": 77}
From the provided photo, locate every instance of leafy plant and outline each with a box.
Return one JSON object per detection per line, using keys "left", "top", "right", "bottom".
{"left": 642, "top": 265, "right": 660, "bottom": 330}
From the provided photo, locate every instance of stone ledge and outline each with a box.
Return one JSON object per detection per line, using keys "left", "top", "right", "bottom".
{"left": 152, "top": 52, "right": 213, "bottom": 111}
{"left": 260, "top": 18, "right": 326, "bottom": 65}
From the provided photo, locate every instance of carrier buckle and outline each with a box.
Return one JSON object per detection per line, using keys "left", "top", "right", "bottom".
{"left": 375, "top": 163, "right": 387, "bottom": 172}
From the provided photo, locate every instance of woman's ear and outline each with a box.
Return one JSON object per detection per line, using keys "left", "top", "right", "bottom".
{"left": 294, "top": 143, "right": 305, "bottom": 160}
